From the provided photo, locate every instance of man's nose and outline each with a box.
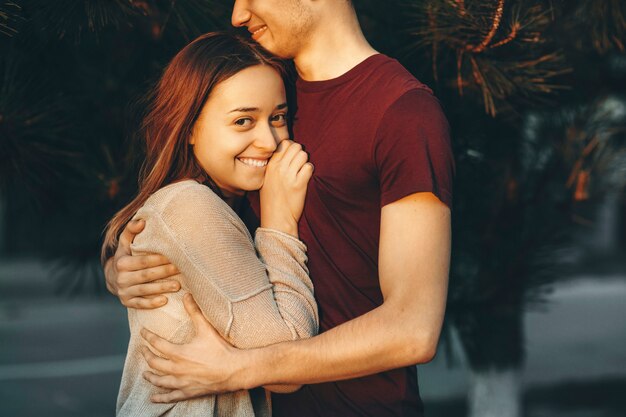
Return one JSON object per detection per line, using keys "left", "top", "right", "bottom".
{"left": 231, "top": 0, "right": 251, "bottom": 28}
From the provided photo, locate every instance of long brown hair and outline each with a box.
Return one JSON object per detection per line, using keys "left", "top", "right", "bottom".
{"left": 101, "top": 32, "right": 287, "bottom": 263}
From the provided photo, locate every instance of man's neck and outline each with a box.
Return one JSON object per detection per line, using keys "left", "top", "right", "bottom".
{"left": 294, "top": 11, "right": 377, "bottom": 82}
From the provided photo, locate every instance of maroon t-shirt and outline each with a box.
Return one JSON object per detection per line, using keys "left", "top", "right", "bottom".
{"left": 251, "top": 54, "right": 454, "bottom": 416}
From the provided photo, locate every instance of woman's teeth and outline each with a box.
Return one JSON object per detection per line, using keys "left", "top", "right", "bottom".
{"left": 239, "top": 157, "right": 268, "bottom": 167}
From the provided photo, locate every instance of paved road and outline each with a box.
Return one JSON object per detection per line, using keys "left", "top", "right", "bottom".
{"left": 1, "top": 259, "right": 625, "bottom": 416}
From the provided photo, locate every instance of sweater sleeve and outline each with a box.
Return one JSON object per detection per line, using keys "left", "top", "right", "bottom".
{"left": 131, "top": 183, "right": 318, "bottom": 349}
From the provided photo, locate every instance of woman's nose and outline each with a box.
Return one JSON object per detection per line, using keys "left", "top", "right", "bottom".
{"left": 254, "top": 123, "right": 279, "bottom": 152}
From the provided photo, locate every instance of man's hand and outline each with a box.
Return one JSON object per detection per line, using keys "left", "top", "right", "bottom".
{"left": 141, "top": 293, "right": 246, "bottom": 402}
{"left": 104, "top": 219, "right": 181, "bottom": 309}
{"left": 139, "top": 193, "right": 450, "bottom": 398}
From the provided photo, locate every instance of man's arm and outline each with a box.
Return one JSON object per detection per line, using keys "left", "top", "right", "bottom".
{"left": 141, "top": 191, "right": 450, "bottom": 402}
{"left": 104, "top": 219, "right": 181, "bottom": 309}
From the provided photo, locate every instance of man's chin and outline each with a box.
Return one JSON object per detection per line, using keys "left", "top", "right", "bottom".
{"left": 255, "top": 40, "right": 294, "bottom": 59}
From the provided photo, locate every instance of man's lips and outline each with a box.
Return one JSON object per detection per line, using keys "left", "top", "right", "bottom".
{"left": 249, "top": 25, "right": 268, "bottom": 41}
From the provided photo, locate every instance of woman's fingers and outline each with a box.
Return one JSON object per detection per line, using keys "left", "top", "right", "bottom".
{"left": 289, "top": 149, "right": 310, "bottom": 172}
{"left": 280, "top": 141, "right": 303, "bottom": 166}
{"left": 270, "top": 139, "right": 291, "bottom": 163}
{"left": 297, "top": 162, "right": 314, "bottom": 183}
{"left": 272, "top": 140, "right": 309, "bottom": 179}
{"left": 270, "top": 140, "right": 311, "bottom": 171}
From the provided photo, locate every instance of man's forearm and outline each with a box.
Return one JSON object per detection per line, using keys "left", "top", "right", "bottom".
{"left": 235, "top": 194, "right": 450, "bottom": 389}
{"left": 139, "top": 194, "right": 450, "bottom": 400}
{"left": 241, "top": 299, "right": 440, "bottom": 389}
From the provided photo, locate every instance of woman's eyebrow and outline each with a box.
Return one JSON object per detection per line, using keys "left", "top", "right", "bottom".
{"left": 228, "top": 103, "right": 287, "bottom": 113}
{"left": 228, "top": 107, "right": 260, "bottom": 113}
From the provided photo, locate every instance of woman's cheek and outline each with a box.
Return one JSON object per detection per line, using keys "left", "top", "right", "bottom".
{"left": 279, "top": 126, "right": 289, "bottom": 141}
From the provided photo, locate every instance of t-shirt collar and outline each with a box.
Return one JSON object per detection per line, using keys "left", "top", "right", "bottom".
{"left": 296, "top": 54, "right": 386, "bottom": 93}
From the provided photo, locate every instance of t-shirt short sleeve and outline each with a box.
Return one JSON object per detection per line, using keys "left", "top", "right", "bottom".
{"left": 373, "top": 88, "right": 454, "bottom": 208}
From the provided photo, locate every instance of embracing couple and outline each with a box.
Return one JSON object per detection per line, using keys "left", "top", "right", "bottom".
{"left": 102, "top": 1, "right": 454, "bottom": 416}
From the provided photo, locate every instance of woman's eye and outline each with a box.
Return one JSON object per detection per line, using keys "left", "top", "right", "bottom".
{"left": 271, "top": 113, "right": 287, "bottom": 126}
{"left": 235, "top": 118, "right": 253, "bottom": 127}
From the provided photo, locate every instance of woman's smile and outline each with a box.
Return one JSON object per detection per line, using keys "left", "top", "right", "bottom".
{"left": 237, "top": 157, "right": 270, "bottom": 168}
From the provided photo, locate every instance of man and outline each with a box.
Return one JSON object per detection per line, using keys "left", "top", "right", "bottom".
{"left": 105, "top": 1, "right": 454, "bottom": 415}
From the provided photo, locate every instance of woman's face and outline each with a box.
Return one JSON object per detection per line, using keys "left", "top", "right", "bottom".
{"left": 190, "top": 64, "right": 288, "bottom": 195}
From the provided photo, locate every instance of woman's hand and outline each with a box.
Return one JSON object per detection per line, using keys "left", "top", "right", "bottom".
{"left": 259, "top": 140, "right": 313, "bottom": 237}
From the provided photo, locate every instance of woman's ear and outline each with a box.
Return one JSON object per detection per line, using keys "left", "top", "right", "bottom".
{"left": 190, "top": 118, "right": 202, "bottom": 146}
{"left": 189, "top": 126, "right": 196, "bottom": 146}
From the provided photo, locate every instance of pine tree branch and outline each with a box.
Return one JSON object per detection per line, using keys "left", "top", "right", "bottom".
{"left": 408, "top": 0, "right": 569, "bottom": 116}
{"left": 0, "top": 1, "right": 21, "bottom": 37}
{"left": 464, "top": 0, "right": 505, "bottom": 53}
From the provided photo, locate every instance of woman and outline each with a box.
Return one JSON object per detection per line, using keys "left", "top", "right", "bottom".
{"left": 101, "top": 32, "right": 318, "bottom": 417}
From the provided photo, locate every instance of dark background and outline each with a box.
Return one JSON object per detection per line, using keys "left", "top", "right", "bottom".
{"left": 1, "top": 1, "right": 625, "bottom": 416}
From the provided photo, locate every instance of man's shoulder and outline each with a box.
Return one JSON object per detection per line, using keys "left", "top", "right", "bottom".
{"left": 353, "top": 54, "right": 434, "bottom": 112}
{"left": 367, "top": 54, "right": 432, "bottom": 94}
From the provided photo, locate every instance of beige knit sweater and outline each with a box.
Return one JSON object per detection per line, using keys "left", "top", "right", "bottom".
{"left": 116, "top": 180, "right": 319, "bottom": 417}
